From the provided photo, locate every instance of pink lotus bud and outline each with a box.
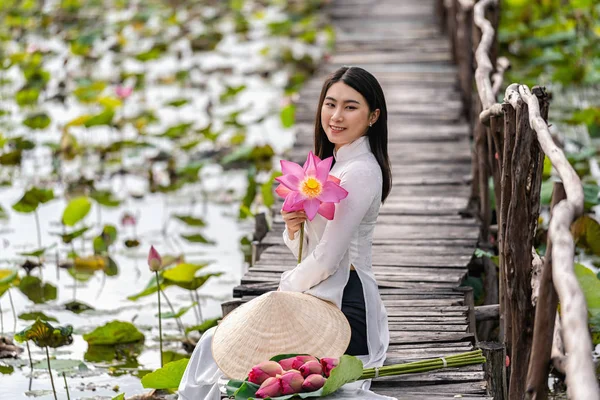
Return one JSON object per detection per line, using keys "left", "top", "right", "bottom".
{"left": 302, "top": 374, "right": 326, "bottom": 391}
{"left": 278, "top": 357, "right": 296, "bottom": 371}
{"left": 255, "top": 377, "right": 281, "bottom": 398}
{"left": 248, "top": 361, "right": 283, "bottom": 385}
{"left": 291, "top": 355, "right": 318, "bottom": 370}
{"left": 298, "top": 361, "right": 323, "bottom": 378}
{"left": 147, "top": 246, "right": 162, "bottom": 271}
{"left": 121, "top": 212, "right": 136, "bottom": 226}
{"left": 280, "top": 371, "right": 304, "bottom": 395}
{"left": 320, "top": 357, "right": 339, "bottom": 377}
{"left": 115, "top": 85, "right": 133, "bottom": 99}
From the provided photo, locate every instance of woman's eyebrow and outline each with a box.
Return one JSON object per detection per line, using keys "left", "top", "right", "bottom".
{"left": 325, "top": 96, "right": 361, "bottom": 105}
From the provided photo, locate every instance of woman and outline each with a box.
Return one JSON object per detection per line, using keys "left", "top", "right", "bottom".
{"left": 178, "top": 66, "right": 392, "bottom": 399}
{"left": 279, "top": 65, "right": 391, "bottom": 369}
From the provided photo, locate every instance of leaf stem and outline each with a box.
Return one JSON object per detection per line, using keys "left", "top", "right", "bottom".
{"left": 63, "top": 372, "right": 70, "bottom": 400}
{"left": 26, "top": 341, "right": 33, "bottom": 391}
{"left": 45, "top": 346, "right": 58, "bottom": 400}
{"left": 34, "top": 210, "right": 42, "bottom": 248}
{"left": 160, "top": 288, "right": 187, "bottom": 338}
{"left": 7, "top": 289, "right": 17, "bottom": 333}
{"left": 155, "top": 271, "right": 163, "bottom": 367}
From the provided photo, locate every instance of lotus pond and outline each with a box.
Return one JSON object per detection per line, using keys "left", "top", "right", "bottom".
{"left": 0, "top": 0, "right": 333, "bottom": 398}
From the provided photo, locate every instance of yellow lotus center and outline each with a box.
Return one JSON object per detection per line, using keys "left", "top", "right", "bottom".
{"left": 301, "top": 177, "right": 322, "bottom": 198}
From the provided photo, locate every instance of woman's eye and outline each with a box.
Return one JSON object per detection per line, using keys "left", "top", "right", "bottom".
{"left": 346, "top": 106, "right": 356, "bottom": 110}
{"left": 325, "top": 103, "right": 335, "bottom": 107}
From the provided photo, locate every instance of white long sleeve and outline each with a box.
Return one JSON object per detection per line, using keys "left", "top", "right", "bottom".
{"left": 279, "top": 164, "right": 380, "bottom": 292}
{"left": 282, "top": 225, "right": 309, "bottom": 261}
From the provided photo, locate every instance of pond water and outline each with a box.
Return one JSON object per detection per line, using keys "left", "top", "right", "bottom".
{"left": 0, "top": 1, "right": 331, "bottom": 398}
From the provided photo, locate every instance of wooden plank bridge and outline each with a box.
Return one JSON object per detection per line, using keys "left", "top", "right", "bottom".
{"left": 229, "top": 0, "right": 493, "bottom": 398}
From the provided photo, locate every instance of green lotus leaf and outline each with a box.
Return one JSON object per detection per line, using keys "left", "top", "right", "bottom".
{"left": 14, "top": 319, "right": 73, "bottom": 348}
{"left": 90, "top": 190, "right": 121, "bottom": 207}
{"left": 32, "top": 359, "right": 85, "bottom": 372}
{"left": 84, "top": 108, "right": 115, "bottom": 128}
{"left": 162, "top": 263, "right": 208, "bottom": 283}
{"left": 141, "top": 358, "right": 190, "bottom": 389}
{"left": 83, "top": 321, "right": 145, "bottom": 345}
{"left": 173, "top": 215, "right": 206, "bottom": 227}
{"left": 19, "top": 312, "right": 58, "bottom": 323}
{"left": 62, "top": 196, "right": 91, "bottom": 226}
{"left": 18, "top": 276, "right": 57, "bottom": 304}
{"left": 180, "top": 233, "right": 215, "bottom": 245}
{"left": 23, "top": 113, "right": 51, "bottom": 129}
{"left": 167, "top": 273, "right": 222, "bottom": 291}
{"left": 127, "top": 275, "right": 170, "bottom": 301}
{"left": 12, "top": 187, "right": 54, "bottom": 213}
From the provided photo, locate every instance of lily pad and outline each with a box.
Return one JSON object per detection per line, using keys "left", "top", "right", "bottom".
{"left": 64, "top": 300, "right": 95, "bottom": 314}
{"left": 83, "top": 321, "right": 145, "bottom": 345}
{"left": 173, "top": 215, "right": 206, "bottom": 227}
{"left": 32, "top": 359, "right": 86, "bottom": 372}
{"left": 23, "top": 113, "right": 51, "bottom": 129}
{"left": 141, "top": 358, "right": 190, "bottom": 389}
{"left": 180, "top": 233, "right": 215, "bottom": 245}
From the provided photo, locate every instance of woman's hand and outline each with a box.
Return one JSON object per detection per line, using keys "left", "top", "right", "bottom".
{"left": 281, "top": 209, "right": 307, "bottom": 240}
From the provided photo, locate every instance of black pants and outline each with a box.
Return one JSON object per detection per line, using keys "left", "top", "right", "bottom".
{"left": 341, "top": 270, "right": 368, "bottom": 356}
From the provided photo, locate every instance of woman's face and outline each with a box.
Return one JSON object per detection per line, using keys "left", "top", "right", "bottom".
{"left": 320, "top": 81, "right": 379, "bottom": 151}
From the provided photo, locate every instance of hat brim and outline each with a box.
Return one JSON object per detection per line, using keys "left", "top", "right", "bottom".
{"left": 211, "top": 291, "right": 351, "bottom": 379}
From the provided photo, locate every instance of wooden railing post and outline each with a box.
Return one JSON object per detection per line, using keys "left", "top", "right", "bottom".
{"left": 526, "top": 182, "right": 565, "bottom": 400}
{"left": 478, "top": 342, "right": 508, "bottom": 400}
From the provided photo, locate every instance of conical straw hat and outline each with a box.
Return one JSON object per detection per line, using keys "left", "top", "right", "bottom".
{"left": 212, "top": 291, "right": 351, "bottom": 379}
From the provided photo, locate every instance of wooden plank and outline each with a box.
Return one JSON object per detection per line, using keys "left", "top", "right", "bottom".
{"left": 372, "top": 381, "right": 488, "bottom": 396}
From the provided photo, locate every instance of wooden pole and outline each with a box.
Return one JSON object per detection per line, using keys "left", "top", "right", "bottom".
{"left": 478, "top": 341, "right": 508, "bottom": 400}
{"left": 526, "top": 182, "right": 565, "bottom": 400}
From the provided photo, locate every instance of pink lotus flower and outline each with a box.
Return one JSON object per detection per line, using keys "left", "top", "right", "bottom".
{"left": 115, "top": 85, "right": 133, "bottom": 99}
{"left": 248, "top": 361, "right": 283, "bottom": 385}
{"left": 147, "top": 246, "right": 162, "bottom": 272}
{"left": 302, "top": 374, "right": 326, "bottom": 391}
{"left": 256, "top": 376, "right": 281, "bottom": 398}
{"left": 320, "top": 357, "right": 339, "bottom": 377}
{"left": 298, "top": 360, "right": 323, "bottom": 378}
{"left": 275, "top": 152, "right": 348, "bottom": 221}
{"left": 280, "top": 371, "right": 304, "bottom": 395}
{"left": 290, "top": 355, "right": 319, "bottom": 370}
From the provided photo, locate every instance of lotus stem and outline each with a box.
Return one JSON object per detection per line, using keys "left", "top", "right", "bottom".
{"left": 7, "top": 289, "right": 17, "bottom": 333}
{"left": 26, "top": 341, "right": 33, "bottom": 390}
{"left": 63, "top": 372, "right": 70, "bottom": 400}
{"left": 160, "top": 288, "right": 187, "bottom": 338}
{"left": 359, "top": 350, "right": 486, "bottom": 380}
{"left": 45, "top": 346, "right": 58, "bottom": 400}
{"left": 34, "top": 210, "right": 42, "bottom": 248}
{"left": 194, "top": 289, "right": 203, "bottom": 322}
{"left": 0, "top": 299, "right": 3, "bottom": 334}
{"left": 155, "top": 271, "right": 163, "bottom": 367}
{"left": 298, "top": 222, "right": 304, "bottom": 264}
{"left": 189, "top": 291, "right": 200, "bottom": 323}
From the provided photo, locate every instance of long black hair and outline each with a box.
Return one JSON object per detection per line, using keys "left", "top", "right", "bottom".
{"left": 313, "top": 66, "right": 392, "bottom": 203}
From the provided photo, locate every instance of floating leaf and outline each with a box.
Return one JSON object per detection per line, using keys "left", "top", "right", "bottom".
{"left": 14, "top": 319, "right": 73, "bottom": 348}
{"left": 160, "top": 123, "right": 193, "bottom": 139}
{"left": 185, "top": 318, "right": 219, "bottom": 334}
{"left": 0, "top": 269, "right": 19, "bottom": 297}
{"left": 23, "top": 113, "right": 51, "bottom": 129}
{"left": 62, "top": 196, "right": 91, "bottom": 226}
{"left": 180, "top": 233, "right": 215, "bottom": 245}
{"left": 141, "top": 358, "right": 189, "bottom": 389}
{"left": 64, "top": 300, "right": 94, "bottom": 314}
{"left": 83, "top": 321, "right": 145, "bottom": 345}
{"left": 124, "top": 239, "right": 140, "bottom": 248}
{"left": 167, "top": 98, "right": 188, "bottom": 107}
{"left": 12, "top": 187, "right": 54, "bottom": 213}
{"left": 52, "top": 226, "right": 90, "bottom": 244}
{"left": 173, "top": 215, "right": 206, "bottom": 227}
{"left": 162, "top": 263, "right": 208, "bottom": 283}
{"left": 73, "top": 255, "right": 106, "bottom": 273}
{"left": 19, "top": 312, "right": 58, "bottom": 323}
{"left": 90, "top": 190, "right": 121, "bottom": 207}
{"left": 0, "top": 364, "right": 14, "bottom": 375}
{"left": 32, "top": 359, "right": 85, "bottom": 371}
{"left": 159, "top": 303, "right": 197, "bottom": 319}
{"left": 84, "top": 108, "right": 115, "bottom": 128}
{"left": 220, "top": 85, "right": 246, "bottom": 103}
{"left": 112, "top": 394, "right": 125, "bottom": 400}
{"left": 19, "top": 244, "right": 57, "bottom": 257}
{"left": 18, "top": 276, "right": 57, "bottom": 304}
{"left": 0, "top": 150, "right": 22, "bottom": 166}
